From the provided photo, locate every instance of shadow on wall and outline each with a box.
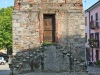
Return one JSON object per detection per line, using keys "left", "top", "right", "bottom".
{"left": 57, "top": 34, "right": 85, "bottom": 57}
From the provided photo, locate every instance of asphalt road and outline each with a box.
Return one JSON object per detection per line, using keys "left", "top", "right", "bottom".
{"left": 0, "top": 63, "right": 10, "bottom": 75}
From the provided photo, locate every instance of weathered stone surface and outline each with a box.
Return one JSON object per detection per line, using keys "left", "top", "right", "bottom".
{"left": 13, "top": 0, "right": 85, "bottom": 59}
{"left": 12, "top": 0, "right": 85, "bottom": 74}
{"left": 44, "top": 45, "right": 69, "bottom": 72}
{"left": 10, "top": 45, "right": 87, "bottom": 75}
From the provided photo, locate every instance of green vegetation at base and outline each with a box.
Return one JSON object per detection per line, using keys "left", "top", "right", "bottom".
{"left": 95, "top": 60, "right": 100, "bottom": 66}
{"left": 42, "top": 42, "right": 56, "bottom": 46}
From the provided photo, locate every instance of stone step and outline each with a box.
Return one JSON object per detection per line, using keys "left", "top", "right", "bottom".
{"left": 18, "top": 72, "right": 89, "bottom": 75}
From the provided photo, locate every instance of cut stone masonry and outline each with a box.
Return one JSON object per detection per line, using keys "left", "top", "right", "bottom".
{"left": 13, "top": 0, "right": 85, "bottom": 54}
{"left": 12, "top": 0, "right": 85, "bottom": 74}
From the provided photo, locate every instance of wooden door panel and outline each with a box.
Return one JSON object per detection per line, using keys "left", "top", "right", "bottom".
{"left": 44, "top": 18, "right": 52, "bottom": 30}
{"left": 44, "top": 26, "right": 52, "bottom": 30}
{"left": 43, "top": 15, "right": 55, "bottom": 42}
{"left": 44, "top": 31, "right": 52, "bottom": 42}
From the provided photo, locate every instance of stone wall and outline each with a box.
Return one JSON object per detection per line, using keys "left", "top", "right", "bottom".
{"left": 13, "top": 0, "right": 85, "bottom": 57}
{"left": 11, "top": 45, "right": 87, "bottom": 74}
{"left": 13, "top": 10, "right": 40, "bottom": 54}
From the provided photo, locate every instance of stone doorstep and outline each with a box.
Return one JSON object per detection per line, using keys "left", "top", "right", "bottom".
{"left": 18, "top": 72, "right": 89, "bottom": 75}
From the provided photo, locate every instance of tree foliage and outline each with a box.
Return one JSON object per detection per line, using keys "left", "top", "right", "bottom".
{"left": 0, "top": 6, "right": 13, "bottom": 54}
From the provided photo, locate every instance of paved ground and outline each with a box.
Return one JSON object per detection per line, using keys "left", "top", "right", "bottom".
{"left": 0, "top": 64, "right": 100, "bottom": 75}
{"left": 18, "top": 66, "right": 100, "bottom": 75}
{"left": 18, "top": 72, "right": 88, "bottom": 75}
{"left": 0, "top": 63, "right": 10, "bottom": 75}
{"left": 87, "top": 66, "right": 100, "bottom": 75}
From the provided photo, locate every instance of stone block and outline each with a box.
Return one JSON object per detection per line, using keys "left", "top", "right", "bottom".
{"left": 13, "top": 15, "right": 20, "bottom": 19}
{"left": 13, "top": 23, "right": 20, "bottom": 27}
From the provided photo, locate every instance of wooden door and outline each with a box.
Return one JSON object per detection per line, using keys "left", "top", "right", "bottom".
{"left": 96, "top": 50, "right": 99, "bottom": 60}
{"left": 86, "top": 48, "right": 90, "bottom": 61}
{"left": 43, "top": 15, "right": 55, "bottom": 42}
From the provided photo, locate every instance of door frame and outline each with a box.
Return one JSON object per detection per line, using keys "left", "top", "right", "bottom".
{"left": 43, "top": 14, "right": 55, "bottom": 43}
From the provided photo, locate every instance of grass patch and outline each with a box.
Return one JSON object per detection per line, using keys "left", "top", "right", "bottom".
{"left": 42, "top": 42, "right": 56, "bottom": 46}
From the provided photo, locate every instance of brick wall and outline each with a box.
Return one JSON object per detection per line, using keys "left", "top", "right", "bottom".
{"left": 14, "top": 0, "right": 83, "bottom": 10}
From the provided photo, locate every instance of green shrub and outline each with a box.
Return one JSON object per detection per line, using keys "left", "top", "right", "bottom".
{"left": 95, "top": 60, "right": 100, "bottom": 66}
{"left": 88, "top": 38, "right": 96, "bottom": 43}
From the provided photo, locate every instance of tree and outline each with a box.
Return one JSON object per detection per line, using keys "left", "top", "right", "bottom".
{"left": 0, "top": 6, "right": 13, "bottom": 55}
